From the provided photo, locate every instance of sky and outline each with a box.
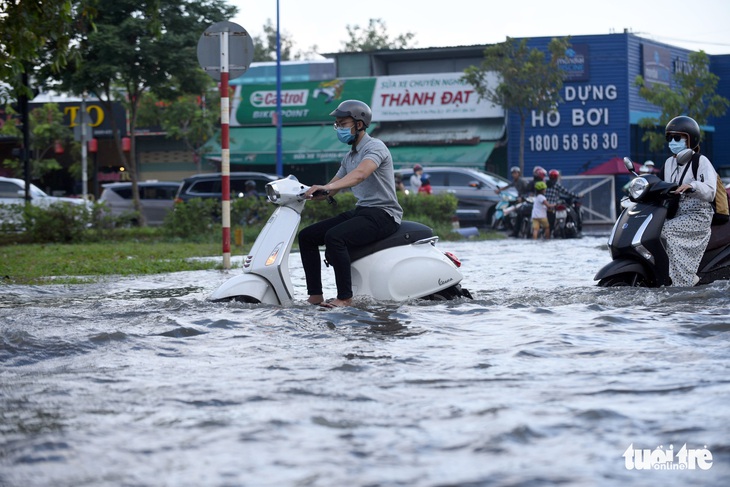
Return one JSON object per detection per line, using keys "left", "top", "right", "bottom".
{"left": 229, "top": 0, "right": 730, "bottom": 58}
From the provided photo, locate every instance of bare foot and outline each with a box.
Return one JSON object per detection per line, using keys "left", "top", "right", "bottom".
{"left": 307, "top": 295, "right": 324, "bottom": 305}
{"left": 319, "top": 298, "right": 352, "bottom": 308}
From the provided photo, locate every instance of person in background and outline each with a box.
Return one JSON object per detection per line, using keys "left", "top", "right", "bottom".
{"left": 531, "top": 166, "right": 547, "bottom": 193}
{"left": 531, "top": 181, "right": 555, "bottom": 239}
{"left": 418, "top": 173, "right": 432, "bottom": 194}
{"left": 498, "top": 166, "right": 532, "bottom": 237}
{"left": 496, "top": 166, "right": 531, "bottom": 198}
{"left": 299, "top": 99, "right": 403, "bottom": 308}
{"left": 394, "top": 172, "right": 406, "bottom": 192}
{"left": 410, "top": 164, "right": 424, "bottom": 191}
{"left": 243, "top": 180, "right": 259, "bottom": 198}
{"left": 545, "top": 169, "right": 581, "bottom": 232}
{"left": 242, "top": 180, "right": 263, "bottom": 224}
{"left": 639, "top": 161, "right": 655, "bottom": 175}
{"left": 511, "top": 166, "right": 546, "bottom": 238}
{"left": 660, "top": 115, "right": 716, "bottom": 286}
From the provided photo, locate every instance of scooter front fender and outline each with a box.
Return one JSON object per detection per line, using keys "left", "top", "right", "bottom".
{"left": 208, "top": 273, "right": 280, "bottom": 304}
{"left": 593, "top": 259, "right": 648, "bottom": 281}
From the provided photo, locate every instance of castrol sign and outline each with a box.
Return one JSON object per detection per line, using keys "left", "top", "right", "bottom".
{"left": 249, "top": 90, "right": 309, "bottom": 108}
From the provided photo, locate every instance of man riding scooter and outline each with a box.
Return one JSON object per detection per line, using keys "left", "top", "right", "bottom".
{"left": 299, "top": 100, "right": 403, "bottom": 308}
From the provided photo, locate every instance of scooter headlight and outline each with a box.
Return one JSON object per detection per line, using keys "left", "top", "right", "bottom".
{"left": 628, "top": 177, "right": 649, "bottom": 200}
{"left": 266, "top": 183, "right": 280, "bottom": 203}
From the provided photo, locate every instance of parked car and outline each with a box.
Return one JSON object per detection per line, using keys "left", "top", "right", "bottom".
{"left": 174, "top": 172, "right": 279, "bottom": 203}
{"left": 0, "top": 176, "right": 90, "bottom": 225}
{"left": 99, "top": 181, "right": 180, "bottom": 226}
{"left": 400, "top": 166, "right": 516, "bottom": 226}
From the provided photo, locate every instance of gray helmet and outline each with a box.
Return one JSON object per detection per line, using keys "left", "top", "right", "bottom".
{"left": 665, "top": 115, "right": 701, "bottom": 150}
{"left": 330, "top": 100, "right": 372, "bottom": 128}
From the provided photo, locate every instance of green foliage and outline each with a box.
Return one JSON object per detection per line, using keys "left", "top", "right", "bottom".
{"left": 634, "top": 51, "right": 730, "bottom": 151}
{"left": 136, "top": 90, "right": 220, "bottom": 159}
{"left": 161, "top": 198, "right": 219, "bottom": 240}
{"left": 462, "top": 37, "right": 570, "bottom": 172}
{"left": 342, "top": 19, "right": 417, "bottom": 52}
{"left": 252, "top": 18, "right": 298, "bottom": 62}
{"left": 0, "top": 103, "right": 70, "bottom": 178}
{"left": 0, "top": 0, "right": 96, "bottom": 98}
{"left": 399, "top": 192, "right": 458, "bottom": 222}
{"left": 48, "top": 0, "right": 237, "bottom": 225}
{"left": 231, "top": 196, "right": 274, "bottom": 226}
{"left": 20, "top": 203, "right": 90, "bottom": 243}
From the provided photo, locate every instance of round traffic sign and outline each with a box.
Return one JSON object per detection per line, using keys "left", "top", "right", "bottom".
{"left": 197, "top": 21, "right": 254, "bottom": 81}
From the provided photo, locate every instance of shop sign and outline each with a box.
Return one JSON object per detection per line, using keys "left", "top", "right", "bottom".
{"left": 558, "top": 44, "right": 590, "bottom": 82}
{"left": 372, "top": 73, "right": 503, "bottom": 121}
{"left": 232, "top": 78, "right": 376, "bottom": 126}
{"left": 641, "top": 43, "right": 672, "bottom": 87}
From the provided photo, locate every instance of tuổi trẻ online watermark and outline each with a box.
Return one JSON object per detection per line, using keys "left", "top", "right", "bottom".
{"left": 623, "top": 443, "right": 713, "bottom": 470}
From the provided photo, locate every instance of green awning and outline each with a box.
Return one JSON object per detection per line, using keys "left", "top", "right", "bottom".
{"left": 202, "top": 126, "right": 495, "bottom": 168}
{"left": 202, "top": 125, "right": 347, "bottom": 165}
{"left": 389, "top": 142, "right": 495, "bottom": 168}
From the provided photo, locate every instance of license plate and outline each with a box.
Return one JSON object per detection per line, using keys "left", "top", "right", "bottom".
{"left": 556, "top": 210, "right": 567, "bottom": 219}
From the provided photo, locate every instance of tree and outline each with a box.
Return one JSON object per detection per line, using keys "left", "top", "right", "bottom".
{"left": 136, "top": 88, "right": 220, "bottom": 172}
{"left": 0, "top": 103, "right": 71, "bottom": 179}
{"left": 462, "top": 37, "right": 570, "bottom": 173}
{"left": 342, "top": 18, "right": 416, "bottom": 52}
{"left": 51, "top": 0, "right": 235, "bottom": 225}
{"left": 0, "top": 0, "right": 95, "bottom": 96}
{"left": 635, "top": 51, "right": 729, "bottom": 152}
{"left": 252, "top": 19, "right": 297, "bottom": 62}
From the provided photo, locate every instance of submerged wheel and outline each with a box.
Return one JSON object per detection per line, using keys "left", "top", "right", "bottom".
{"left": 211, "top": 295, "right": 261, "bottom": 304}
{"left": 426, "top": 284, "right": 473, "bottom": 300}
{"left": 597, "top": 273, "right": 648, "bottom": 287}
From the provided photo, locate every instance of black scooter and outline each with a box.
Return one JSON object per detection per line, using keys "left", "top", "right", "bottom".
{"left": 595, "top": 150, "right": 730, "bottom": 287}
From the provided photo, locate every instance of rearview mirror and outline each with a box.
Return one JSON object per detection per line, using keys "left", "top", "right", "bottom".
{"left": 623, "top": 157, "right": 634, "bottom": 172}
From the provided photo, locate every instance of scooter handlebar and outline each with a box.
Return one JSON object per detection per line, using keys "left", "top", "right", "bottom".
{"left": 301, "top": 188, "right": 337, "bottom": 206}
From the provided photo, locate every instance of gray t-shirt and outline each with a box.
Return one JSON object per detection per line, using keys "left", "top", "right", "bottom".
{"left": 335, "top": 134, "right": 403, "bottom": 223}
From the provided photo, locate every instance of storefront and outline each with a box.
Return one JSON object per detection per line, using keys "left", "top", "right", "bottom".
{"left": 202, "top": 71, "right": 506, "bottom": 181}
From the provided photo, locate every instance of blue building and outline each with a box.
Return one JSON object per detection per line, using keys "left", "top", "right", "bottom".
{"left": 326, "top": 31, "right": 730, "bottom": 180}
{"left": 514, "top": 34, "right": 730, "bottom": 178}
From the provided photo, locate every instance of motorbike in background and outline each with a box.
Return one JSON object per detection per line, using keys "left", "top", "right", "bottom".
{"left": 595, "top": 150, "right": 730, "bottom": 287}
{"left": 514, "top": 197, "right": 534, "bottom": 238}
{"left": 492, "top": 192, "right": 518, "bottom": 231}
{"left": 553, "top": 195, "right": 582, "bottom": 239}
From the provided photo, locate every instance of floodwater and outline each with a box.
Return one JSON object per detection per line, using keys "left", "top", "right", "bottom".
{"left": 1, "top": 232, "right": 729, "bottom": 487}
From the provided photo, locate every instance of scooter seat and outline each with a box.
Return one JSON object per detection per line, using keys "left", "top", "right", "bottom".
{"left": 708, "top": 223, "right": 730, "bottom": 251}
{"left": 349, "top": 221, "right": 434, "bottom": 262}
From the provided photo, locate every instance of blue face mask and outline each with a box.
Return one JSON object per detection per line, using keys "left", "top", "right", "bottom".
{"left": 336, "top": 127, "right": 355, "bottom": 144}
{"left": 669, "top": 139, "right": 687, "bottom": 155}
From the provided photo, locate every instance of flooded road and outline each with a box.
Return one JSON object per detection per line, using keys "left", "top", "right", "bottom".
{"left": 1, "top": 234, "right": 729, "bottom": 486}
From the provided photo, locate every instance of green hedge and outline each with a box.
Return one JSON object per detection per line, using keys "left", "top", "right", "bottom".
{"left": 0, "top": 192, "right": 463, "bottom": 245}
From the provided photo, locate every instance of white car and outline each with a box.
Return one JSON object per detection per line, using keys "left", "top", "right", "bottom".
{"left": 99, "top": 181, "right": 180, "bottom": 226}
{"left": 0, "top": 176, "right": 89, "bottom": 225}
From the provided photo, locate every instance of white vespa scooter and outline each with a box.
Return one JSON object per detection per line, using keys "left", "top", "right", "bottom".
{"left": 209, "top": 175, "right": 472, "bottom": 305}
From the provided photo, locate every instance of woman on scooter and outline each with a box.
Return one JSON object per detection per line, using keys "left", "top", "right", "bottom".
{"left": 661, "top": 115, "right": 718, "bottom": 286}
{"left": 299, "top": 100, "right": 403, "bottom": 308}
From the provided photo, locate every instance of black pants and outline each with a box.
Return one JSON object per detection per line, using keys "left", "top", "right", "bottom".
{"left": 298, "top": 207, "right": 399, "bottom": 300}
